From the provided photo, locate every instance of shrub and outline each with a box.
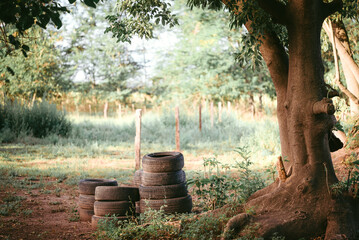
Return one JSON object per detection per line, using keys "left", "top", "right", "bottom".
{"left": 0, "top": 100, "right": 71, "bottom": 142}
{"left": 187, "top": 146, "right": 266, "bottom": 211}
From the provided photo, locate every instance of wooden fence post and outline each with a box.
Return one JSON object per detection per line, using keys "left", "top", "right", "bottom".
{"left": 210, "top": 101, "right": 214, "bottom": 127}
{"left": 104, "top": 101, "right": 108, "bottom": 118}
{"left": 118, "top": 104, "right": 122, "bottom": 119}
{"left": 199, "top": 104, "right": 202, "bottom": 132}
{"left": 135, "top": 109, "right": 142, "bottom": 170}
{"left": 175, "top": 106, "right": 180, "bottom": 152}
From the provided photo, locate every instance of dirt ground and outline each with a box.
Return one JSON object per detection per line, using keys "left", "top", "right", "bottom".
{"left": 0, "top": 180, "right": 95, "bottom": 240}
{"left": 0, "top": 147, "right": 358, "bottom": 240}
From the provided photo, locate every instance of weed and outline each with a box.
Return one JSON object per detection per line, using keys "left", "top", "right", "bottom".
{"left": 21, "top": 209, "right": 33, "bottom": 216}
{"left": 0, "top": 194, "right": 25, "bottom": 216}
{"left": 188, "top": 147, "right": 266, "bottom": 211}
{"left": 68, "top": 206, "right": 79, "bottom": 222}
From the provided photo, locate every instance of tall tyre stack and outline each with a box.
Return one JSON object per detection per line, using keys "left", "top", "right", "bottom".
{"left": 78, "top": 179, "right": 118, "bottom": 222}
{"left": 92, "top": 186, "right": 140, "bottom": 228}
{"left": 139, "top": 152, "right": 192, "bottom": 214}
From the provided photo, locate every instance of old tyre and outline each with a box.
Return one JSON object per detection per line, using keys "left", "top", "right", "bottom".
{"left": 79, "top": 194, "right": 96, "bottom": 209}
{"left": 79, "top": 207, "right": 94, "bottom": 222}
{"left": 95, "top": 186, "right": 139, "bottom": 202}
{"left": 91, "top": 215, "right": 128, "bottom": 229}
{"left": 139, "top": 195, "right": 192, "bottom": 213}
{"left": 141, "top": 170, "right": 186, "bottom": 186}
{"left": 139, "top": 182, "right": 188, "bottom": 199}
{"left": 135, "top": 201, "right": 140, "bottom": 214}
{"left": 94, "top": 200, "right": 135, "bottom": 217}
{"left": 142, "top": 152, "right": 184, "bottom": 173}
{"left": 133, "top": 170, "right": 142, "bottom": 187}
{"left": 78, "top": 179, "right": 118, "bottom": 195}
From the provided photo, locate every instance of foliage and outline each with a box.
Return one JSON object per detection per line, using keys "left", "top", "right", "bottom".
{"left": 188, "top": 147, "right": 266, "bottom": 211}
{"left": 105, "top": 0, "right": 178, "bottom": 43}
{"left": 0, "top": 26, "right": 70, "bottom": 102}
{"left": 150, "top": 2, "right": 274, "bottom": 103}
{"left": 58, "top": 0, "right": 141, "bottom": 104}
{"left": 0, "top": 0, "right": 102, "bottom": 56}
{"left": 0, "top": 99, "right": 71, "bottom": 142}
{"left": 345, "top": 118, "right": 359, "bottom": 149}
{"left": 96, "top": 207, "right": 233, "bottom": 240}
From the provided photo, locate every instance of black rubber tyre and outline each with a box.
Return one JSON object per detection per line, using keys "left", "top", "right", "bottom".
{"left": 91, "top": 215, "right": 128, "bottom": 229}
{"left": 95, "top": 186, "right": 139, "bottom": 202}
{"left": 78, "top": 179, "right": 118, "bottom": 195}
{"left": 133, "top": 170, "right": 142, "bottom": 187}
{"left": 139, "top": 195, "right": 192, "bottom": 214}
{"left": 94, "top": 200, "right": 135, "bottom": 217}
{"left": 142, "top": 152, "right": 184, "bottom": 173}
{"left": 139, "top": 182, "right": 188, "bottom": 199}
{"left": 79, "top": 207, "right": 94, "bottom": 222}
{"left": 135, "top": 201, "right": 140, "bottom": 214}
{"left": 78, "top": 194, "right": 96, "bottom": 209}
{"left": 141, "top": 170, "right": 186, "bottom": 186}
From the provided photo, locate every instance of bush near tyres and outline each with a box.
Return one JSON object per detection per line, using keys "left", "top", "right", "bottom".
{"left": 0, "top": 100, "right": 71, "bottom": 141}
{"left": 142, "top": 152, "right": 184, "bottom": 173}
{"left": 91, "top": 215, "right": 128, "bottom": 229}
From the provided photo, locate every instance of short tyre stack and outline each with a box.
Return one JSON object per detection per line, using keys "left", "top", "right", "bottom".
{"left": 92, "top": 186, "right": 140, "bottom": 228}
{"left": 78, "top": 179, "right": 118, "bottom": 222}
{"left": 139, "top": 152, "right": 192, "bottom": 214}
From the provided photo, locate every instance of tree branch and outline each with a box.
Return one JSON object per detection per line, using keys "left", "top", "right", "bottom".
{"left": 323, "top": 19, "right": 359, "bottom": 105}
{"left": 257, "top": 0, "right": 287, "bottom": 25}
{"left": 322, "top": 0, "right": 343, "bottom": 19}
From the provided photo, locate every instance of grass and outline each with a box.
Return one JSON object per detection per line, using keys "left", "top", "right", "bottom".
{"left": 0, "top": 107, "right": 281, "bottom": 239}
{"left": 0, "top": 109, "right": 280, "bottom": 184}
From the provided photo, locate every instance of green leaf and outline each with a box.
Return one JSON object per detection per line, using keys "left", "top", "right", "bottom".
{"left": 22, "top": 45, "right": 30, "bottom": 52}
{"left": 83, "top": 0, "right": 97, "bottom": 8}
{"left": 6, "top": 67, "right": 15, "bottom": 76}
{"left": 68, "top": 0, "right": 76, "bottom": 3}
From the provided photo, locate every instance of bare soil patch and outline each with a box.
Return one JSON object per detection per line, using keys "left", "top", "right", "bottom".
{"left": 0, "top": 178, "right": 94, "bottom": 240}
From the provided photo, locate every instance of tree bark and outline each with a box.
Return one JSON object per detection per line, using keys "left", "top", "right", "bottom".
{"left": 331, "top": 21, "right": 359, "bottom": 115}
{"left": 223, "top": 0, "right": 358, "bottom": 238}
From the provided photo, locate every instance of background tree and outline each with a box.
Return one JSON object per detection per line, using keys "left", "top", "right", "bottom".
{"left": 150, "top": 1, "right": 274, "bottom": 111}
{"left": 0, "top": 26, "right": 70, "bottom": 102}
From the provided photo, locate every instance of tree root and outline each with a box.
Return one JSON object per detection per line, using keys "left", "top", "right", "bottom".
{"left": 222, "top": 181, "right": 359, "bottom": 239}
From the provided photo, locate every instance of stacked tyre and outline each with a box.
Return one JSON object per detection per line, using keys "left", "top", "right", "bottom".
{"left": 78, "top": 179, "right": 118, "bottom": 222}
{"left": 139, "top": 152, "right": 192, "bottom": 214}
{"left": 92, "top": 186, "right": 140, "bottom": 228}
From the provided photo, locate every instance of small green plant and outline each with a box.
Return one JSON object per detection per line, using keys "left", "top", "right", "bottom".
{"left": 188, "top": 147, "right": 266, "bottom": 211}
{"left": 0, "top": 194, "right": 26, "bottom": 216}
{"left": 68, "top": 206, "right": 79, "bottom": 222}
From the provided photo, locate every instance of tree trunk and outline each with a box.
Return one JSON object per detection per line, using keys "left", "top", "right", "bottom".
{"left": 223, "top": 0, "right": 358, "bottom": 238}
{"left": 331, "top": 21, "right": 359, "bottom": 115}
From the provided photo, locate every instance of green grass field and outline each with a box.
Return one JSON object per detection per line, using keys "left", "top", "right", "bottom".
{"left": 0, "top": 109, "right": 280, "bottom": 186}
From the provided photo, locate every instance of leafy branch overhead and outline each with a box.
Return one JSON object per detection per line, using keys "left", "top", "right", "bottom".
{"left": 0, "top": 0, "right": 102, "bottom": 56}
{"left": 105, "top": 0, "right": 179, "bottom": 43}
